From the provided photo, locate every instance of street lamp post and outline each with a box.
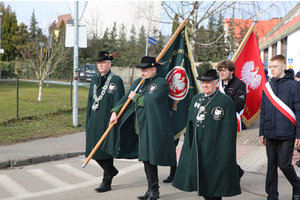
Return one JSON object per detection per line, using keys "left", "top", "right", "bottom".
{"left": 0, "top": 11, "right": 3, "bottom": 80}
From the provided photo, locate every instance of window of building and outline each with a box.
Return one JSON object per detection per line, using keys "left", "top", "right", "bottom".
{"left": 264, "top": 48, "right": 268, "bottom": 63}
{"left": 272, "top": 43, "right": 277, "bottom": 56}
{"left": 281, "top": 37, "right": 287, "bottom": 58}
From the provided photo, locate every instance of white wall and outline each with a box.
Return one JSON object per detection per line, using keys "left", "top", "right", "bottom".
{"left": 80, "top": 1, "right": 162, "bottom": 40}
{"left": 286, "top": 29, "right": 300, "bottom": 73}
{"left": 111, "top": 66, "right": 141, "bottom": 84}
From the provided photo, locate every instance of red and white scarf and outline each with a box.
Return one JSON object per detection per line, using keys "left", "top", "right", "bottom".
{"left": 262, "top": 82, "right": 296, "bottom": 126}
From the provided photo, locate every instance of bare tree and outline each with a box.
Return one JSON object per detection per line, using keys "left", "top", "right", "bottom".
{"left": 161, "top": 1, "right": 297, "bottom": 54}
{"left": 18, "top": 33, "right": 71, "bottom": 102}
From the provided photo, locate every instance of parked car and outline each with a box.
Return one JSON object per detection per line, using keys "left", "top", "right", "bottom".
{"left": 79, "top": 64, "right": 96, "bottom": 82}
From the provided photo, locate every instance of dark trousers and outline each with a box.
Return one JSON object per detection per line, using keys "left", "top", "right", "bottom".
{"left": 143, "top": 161, "right": 159, "bottom": 191}
{"left": 169, "top": 138, "right": 180, "bottom": 176}
{"left": 266, "top": 139, "right": 300, "bottom": 200}
{"left": 95, "top": 158, "right": 118, "bottom": 185}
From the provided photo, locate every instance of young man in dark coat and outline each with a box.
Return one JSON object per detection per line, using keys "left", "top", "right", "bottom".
{"left": 85, "top": 51, "right": 125, "bottom": 193}
{"left": 216, "top": 59, "right": 247, "bottom": 180}
{"left": 109, "top": 56, "right": 176, "bottom": 200}
{"left": 259, "top": 54, "right": 300, "bottom": 200}
{"left": 172, "top": 69, "right": 241, "bottom": 200}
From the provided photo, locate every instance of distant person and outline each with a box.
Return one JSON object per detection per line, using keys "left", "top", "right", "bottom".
{"left": 85, "top": 51, "right": 125, "bottom": 193}
{"left": 172, "top": 69, "right": 241, "bottom": 200}
{"left": 259, "top": 55, "right": 300, "bottom": 200}
{"left": 265, "top": 69, "right": 270, "bottom": 82}
{"left": 295, "top": 71, "right": 300, "bottom": 82}
{"left": 216, "top": 59, "right": 246, "bottom": 181}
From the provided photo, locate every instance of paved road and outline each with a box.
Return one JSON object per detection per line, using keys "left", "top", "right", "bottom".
{"left": 1, "top": 118, "right": 300, "bottom": 199}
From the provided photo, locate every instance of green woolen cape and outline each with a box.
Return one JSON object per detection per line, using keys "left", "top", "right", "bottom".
{"left": 102, "top": 75, "right": 177, "bottom": 166}
{"left": 85, "top": 71, "right": 125, "bottom": 160}
{"left": 172, "top": 90, "right": 241, "bottom": 197}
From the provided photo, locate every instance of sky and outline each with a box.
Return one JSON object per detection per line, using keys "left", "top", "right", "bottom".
{"left": 3, "top": 1, "right": 71, "bottom": 32}
{"left": 2, "top": 1, "right": 300, "bottom": 36}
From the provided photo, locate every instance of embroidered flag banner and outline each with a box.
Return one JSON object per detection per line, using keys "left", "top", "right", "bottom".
{"left": 234, "top": 31, "right": 267, "bottom": 127}
{"left": 157, "top": 26, "right": 201, "bottom": 139}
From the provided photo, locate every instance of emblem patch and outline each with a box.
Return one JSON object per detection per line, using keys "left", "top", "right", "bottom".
{"left": 165, "top": 66, "right": 190, "bottom": 100}
{"left": 211, "top": 107, "right": 225, "bottom": 120}
{"left": 148, "top": 84, "right": 158, "bottom": 94}
{"left": 107, "top": 83, "right": 117, "bottom": 94}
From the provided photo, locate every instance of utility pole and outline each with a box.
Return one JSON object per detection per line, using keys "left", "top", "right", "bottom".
{"left": 0, "top": 12, "right": 3, "bottom": 80}
{"left": 73, "top": 1, "right": 79, "bottom": 127}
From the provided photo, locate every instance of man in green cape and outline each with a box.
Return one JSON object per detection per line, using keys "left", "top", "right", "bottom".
{"left": 85, "top": 51, "right": 125, "bottom": 193}
{"left": 172, "top": 69, "right": 241, "bottom": 200}
{"left": 109, "top": 56, "right": 176, "bottom": 200}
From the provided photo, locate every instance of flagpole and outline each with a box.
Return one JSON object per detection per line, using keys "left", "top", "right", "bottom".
{"left": 82, "top": 7, "right": 196, "bottom": 169}
{"left": 231, "top": 22, "right": 255, "bottom": 62}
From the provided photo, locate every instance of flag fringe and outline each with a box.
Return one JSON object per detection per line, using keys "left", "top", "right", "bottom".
{"left": 242, "top": 109, "right": 261, "bottom": 127}
{"left": 174, "top": 127, "right": 186, "bottom": 140}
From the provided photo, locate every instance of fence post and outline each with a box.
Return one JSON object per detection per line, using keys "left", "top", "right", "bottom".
{"left": 70, "top": 73, "right": 72, "bottom": 108}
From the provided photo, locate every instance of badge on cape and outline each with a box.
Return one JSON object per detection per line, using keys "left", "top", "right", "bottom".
{"left": 107, "top": 83, "right": 117, "bottom": 94}
{"left": 211, "top": 107, "right": 225, "bottom": 120}
{"left": 148, "top": 84, "right": 157, "bottom": 94}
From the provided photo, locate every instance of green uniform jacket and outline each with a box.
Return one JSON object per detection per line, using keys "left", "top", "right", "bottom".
{"left": 85, "top": 70, "right": 125, "bottom": 160}
{"left": 102, "top": 75, "right": 176, "bottom": 166}
{"left": 172, "top": 90, "right": 241, "bottom": 197}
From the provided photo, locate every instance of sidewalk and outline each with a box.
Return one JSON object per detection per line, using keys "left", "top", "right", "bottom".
{"left": 0, "top": 119, "right": 299, "bottom": 200}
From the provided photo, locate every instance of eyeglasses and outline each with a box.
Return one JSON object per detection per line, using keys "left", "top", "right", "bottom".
{"left": 268, "top": 64, "right": 284, "bottom": 69}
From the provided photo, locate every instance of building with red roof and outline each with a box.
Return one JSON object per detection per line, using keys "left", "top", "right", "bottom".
{"left": 224, "top": 18, "right": 281, "bottom": 42}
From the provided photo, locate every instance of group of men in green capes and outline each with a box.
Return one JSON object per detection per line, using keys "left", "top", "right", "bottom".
{"left": 84, "top": 50, "right": 242, "bottom": 200}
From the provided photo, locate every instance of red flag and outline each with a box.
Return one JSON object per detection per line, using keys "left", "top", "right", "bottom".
{"left": 234, "top": 31, "right": 267, "bottom": 127}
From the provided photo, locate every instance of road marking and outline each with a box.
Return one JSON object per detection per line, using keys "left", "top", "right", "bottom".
{"left": 238, "top": 146, "right": 267, "bottom": 172}
{"left": 0, "top": 174, "right": 31, "bottom": 196}
{"left": 27, "top": 169, "right": 69, "bottom": 188}
{"left": 54, "top": 164, "right": 96, "bottom": 180}
{"left": 1, "top": 162, "right": 143, "bottom": 200}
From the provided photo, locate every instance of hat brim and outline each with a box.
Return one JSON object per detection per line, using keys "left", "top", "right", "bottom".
{"left": 94, "top": 57, "right": 113, "bottom": 61}
{"left": 197, "top": 76, "right": 219, "bottom": 81}
{"left": 136, "top": 63, "right": 161, "bottom": 68}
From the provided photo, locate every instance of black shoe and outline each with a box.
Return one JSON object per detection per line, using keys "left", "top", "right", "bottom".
{"left": 137, "top": 190, "right": 150, "bottom": 199}
{"left": 296, "top": 160, "right": 300, "bottom": 168}
{"left": 112, "top": 168, "right": 119, "bottom": 177}
{"left": 147, "top": 190, "right": 159, "bottom": 200}
{"left": 293, "top": 194, "right": 300, "bottom": 200}
{"left": 163, "top": 176, "right": 173, "bottom": 183}
{"left": 94, "top": 182, "right": 111, "bottom": 193}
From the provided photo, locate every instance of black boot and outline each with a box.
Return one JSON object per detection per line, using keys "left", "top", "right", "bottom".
{"left": 137, "top": 190, "right": 150, "bottom": 200}
{"left": 163, "top": 165, "right": 177, "bottom": 183}
{"left": 94, "top": 182, "right": 111, "bottom": 192}
{"left": 148, "top": 189, "right": 159, "bottom": 200}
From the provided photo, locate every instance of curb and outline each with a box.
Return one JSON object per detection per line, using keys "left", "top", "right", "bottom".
{"left": 0, "top": 151, "right": 85, "bottom": 169}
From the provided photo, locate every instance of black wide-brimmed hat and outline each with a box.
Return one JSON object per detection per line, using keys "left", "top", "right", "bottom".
{"left": 94, "top": 51, "right": 114, "bottom": 61}
{"left": 136, "top": 56, "right": 161, "bottom": 68}
{"left": 197, "top": 69, "right": 219, "bottom": 81}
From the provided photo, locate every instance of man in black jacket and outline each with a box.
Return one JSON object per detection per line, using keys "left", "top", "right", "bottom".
{"left": 259, "top": 55, "right": 300, "bottom": 200}
{"left": 217, "top": 59, "right": 247, "bottom": 180}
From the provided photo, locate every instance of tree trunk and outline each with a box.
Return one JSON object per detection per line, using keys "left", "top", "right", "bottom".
{"left": 190, "top": 1, "right": 199, "bottom": 55}
{"left": 38, "top": 80, "right": 43, "bottom": 102}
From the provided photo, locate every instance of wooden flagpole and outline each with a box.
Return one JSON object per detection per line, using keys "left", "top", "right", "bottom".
{"left": 231, "top": 22, "right": 255, "bottom": 62}
{"left": 82, "top": 8, "right": 196, "bottom": 169}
